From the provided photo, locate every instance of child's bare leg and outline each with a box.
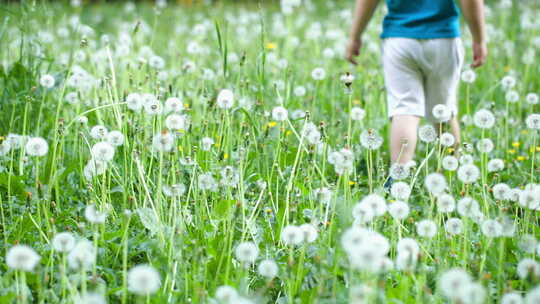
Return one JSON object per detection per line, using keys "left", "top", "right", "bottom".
{"left": 390, "top": 115, "right": 420, "bottom": 164}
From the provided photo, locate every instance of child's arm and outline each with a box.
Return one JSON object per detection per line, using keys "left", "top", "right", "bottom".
{"left": 459, "top": 0, "right": 488, "bottom": 68}
{"left": 346, "top": 0, "right": 381, "bottom": 65}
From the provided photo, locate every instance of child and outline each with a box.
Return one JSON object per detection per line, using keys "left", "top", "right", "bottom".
{"left": 346, "top": 0, "right": 487, "bottom": 168}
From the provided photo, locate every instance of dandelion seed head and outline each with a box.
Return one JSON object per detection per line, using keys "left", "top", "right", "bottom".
{"left": 25, "top": 137, "right": 49, "bottom": 157}
{"left": 390, "top": 182, "right": 411, "bottom": 201}
{"left": 388, "top": 201, "right": 410, "bottom": 220}
{"left": 128, "top": 264, "right": 161, "bottom": 296}
{"left": 6, "top": 245, "right": 40, "bottom": 271}
{"left": 52, "top": 232, "right": 76, "bottom": 253}
{"left": 67, "top": 240, "right": 96, "bottom": 269}
{"left": 235, "top": 242, "right": 259, "bottom": 264}
{"left": 258, "top": 259, "right": 278, "bottom": 279}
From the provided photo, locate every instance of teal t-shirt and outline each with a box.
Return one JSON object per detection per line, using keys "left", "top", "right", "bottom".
{"left": 381, "top": 0, "right": 460, "bottom": 39}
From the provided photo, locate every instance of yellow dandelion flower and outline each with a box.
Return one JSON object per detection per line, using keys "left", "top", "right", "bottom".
{"left": 348, "top": 181, "right": 355, "bottom": 185}
{"left": 508, "top": 149, "right": 516, "bottom": 154}
{"left": 447, "top": 148, "right": 455, "bottom": 154}
{"left": 536, "top": 146, "right": 540, "bottom": 152}
{"left": 224, "top": 153, "right": 229, "bottom": 160}
{"left": 184, "top": 103, "right": 189, "bottom": 109}
{"left": 511, "top": 142, "right": 520, "bottom": 148}
{"left": 266, "top": 42, "right": 277, "bottom": 50}
{"left": 268, "top": 121, "right": 277, "bottom": 128}
{"left": 286, "top": 130, "right": 292, "bottom": 136}
{"left": 516, "top": 156, "right": 526, "bottom": 161}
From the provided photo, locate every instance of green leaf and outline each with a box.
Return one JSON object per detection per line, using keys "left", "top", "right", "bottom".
{"left": 0, "top": 172, "right": 27, "bottom": 199}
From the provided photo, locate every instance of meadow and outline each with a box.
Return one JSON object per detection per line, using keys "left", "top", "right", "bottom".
{"left": 0, "top": 0, "right": 539, "bottom": 303}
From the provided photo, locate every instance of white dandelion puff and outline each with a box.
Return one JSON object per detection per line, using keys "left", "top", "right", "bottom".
{"left": 128, "top": 264, "right": 161, "bottom": 296}
{"left": 6, "top": 245, "right": 41, "bottom": 271}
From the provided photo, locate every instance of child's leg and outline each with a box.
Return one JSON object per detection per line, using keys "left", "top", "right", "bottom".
{"left": 390, "top": 115, "right": 420, "bottom": 164}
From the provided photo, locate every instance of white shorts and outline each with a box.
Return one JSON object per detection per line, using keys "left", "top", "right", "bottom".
{"left": 381, "top": 37, "right": 465, "bottom": 123}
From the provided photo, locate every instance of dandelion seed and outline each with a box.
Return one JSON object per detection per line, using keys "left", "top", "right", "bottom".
{"left": 90, "top": 125, "right": 108, "bottom": 140}
{"left": 425, "top": 173, "right": 447, "bottom": 195}
{"left": 526, "top": 93, "right": 539, "bottom": 105}
{"left": 501, "top": 75, "right": 516, "bottom": 90}
{"left": 258, "top": 259, "right": 278, "bottom": 279}
{"left": 388, "top": 201, "right": 410, "bottom": 220}
{"left": 164, "top": 97, "right": 183, "bottom": 113}
{"left": 360, "top": 129, "right": 383, "bottom": 150}
{"left": 281, "top": 225, "right": 304, "bottom": 246}
{"left": 235, "top": 242, "right": 259, "bottom": 264}
{"left": 152, "top": 132, "right": 175, "bottom": 152}
{"left": 476, "top": 138, "right": 494, "bottom": 153}
{"left": 215, "top": 285, "right": 238, "bottom": 303}
{"left": 300, "top": 223, "right": 318, "bottom": 243}
{"left": 481, "top": 219, "right": 503, "bottom": 237}
{"left": 442, "top": 155, "right": 459, "bottom": 171}
{"left": 201, "top": 137, "right": 214, "bottom": 151}
{"left": 106, "top": 131, "right": 124, "bottom": 147}
{"left": 162, "top": 183, "right": 186, "bottom": 197}
{"left": 25, "top": 137, "right": 49, "bottom": 156}
{"left": 457, "top": 164, "right": 480, "bottom": 184}
{"left": 350, "top": 107, "right": 365, "bottom": 121}
{"left": 6, "top": 245, "right": 40, "bottom": 271}
{"left": 302, "top": 122, "right": 321, "bottom": 145}
{"left": 456, "top": 282, "right": 486, "bottom": 304}
{"left": 67, "top": 240, "right": 96, "bottom": 269}
{"left": 525, "top": 114, "right": 540, "bottom": 130}
{"left": 352, "top": 203, "right": 374, "bottom": 224}
{"left": 445, "top": 218, "right": 463, "bottom": 235}
{"left": 492, "top": 183, "right": 511, "bottom": 200}
{"left": 389, "top": 163, "right": 410, "bottom": 180}
{"left": 439, "top": 268, "right": 472, "bottom": 299}
{"left": 91, "top": 142, "right": 115, "bottom": 162}
{"left": 143, "top": 99, "right": 162, "bottom": 115}
{"left": 487, "top": 159, "right": 505, "bottom": 172}
{"left": 198, "top": 173, "right": 218, "bottom": 192}
{"left": 77, "top": 292, "right": 106, "bottom": 304}
{"left": 272, "top": 106, "right": 288, "bottom": 121}
{"left": 313, "top": 187, "right": 332, "bottom": 205}
{"left": 128, "top": 264, "right": 161, "bottom": 296}
{"left": 217, "top": 89, "right": 234, "bottom": 109}
{"left": 293, "top": 86, "right": 306, "bottom": 97}
{"left": 457, "top": 197, "right": 480, "bottom": 217}
{"left": 473, "top": 109, "right": 495, "bottom": 129}
{"left": 501, "top": 292, "right": 523, "bottom": 304}
{"left": 439, "top": 133, "right": 455, "bottom": 147}
{"left": 40, "top": 74, "right": 55, "bottom": 88}
{"left": 516, "top": 258, "right": 540, "bottom": 280}
{"left": 416, "top": 219, "right": 437, "bottom": 238}
{"left": 505, "top": 90, "right": 519, "bottom": 103}
{"left": 390, "top": 182, "right": 411, "bottom": 200}
{"left": 126, "top": 93, "right": 143, "bottom": 111}
{"left": 518, "top": 234, "right": 538, "bottom": 254}
{"left": 52, "top": 232, "right": 76, "bottom": 253}
{"left": 359, "top": 194, "right": 387, "bottom": 216}
{"left": 165, "top": 114, "right": 188, "bottom": 130}
{"left": 432, "top": 104, "right": 452, "bottom": 122}
{"left": 461, "top": 69, "right": 476, "bottom": 83}
{"left": 311, "top": 67, "right": 326, "bottom": 80}
{"left": 436, "top": 193, "right": 456, "bottom": 213}
{"left": 418, "top": 125, "right": 437, "bottom": 143}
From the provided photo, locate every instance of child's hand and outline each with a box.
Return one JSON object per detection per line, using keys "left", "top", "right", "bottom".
{"left": 345, "top": 38, "right": 362, "bottom": 65}
{"left": 471, "top": 41, "right": 487, "bottom": 68}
